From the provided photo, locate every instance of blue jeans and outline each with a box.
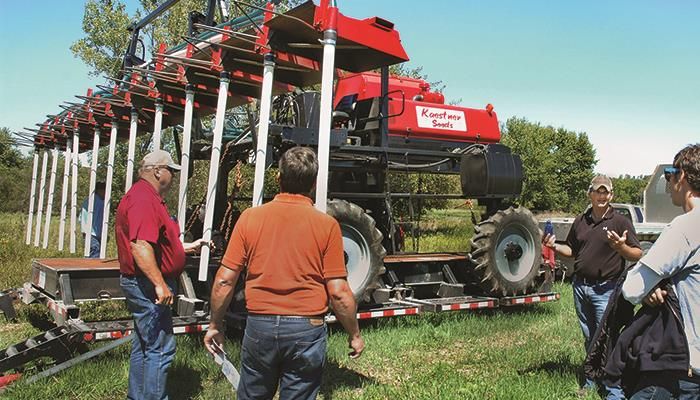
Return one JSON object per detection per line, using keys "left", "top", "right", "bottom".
{"left": 629, "top": 372, "right": 700, "bottom": 400}
{"left": 573, "top": 278, "right": 623, "bottom": 399}
{"left": 238, "top": 315, "right": 327, "bottom": 400}
{"left": 120, "top": 275, "right": 177, "bottom": 400}
{"left": 87, "top": 234, "right": 100, "bottom": 258}
{"left": 573, "top": 278, "right": 616, "bottom": 351}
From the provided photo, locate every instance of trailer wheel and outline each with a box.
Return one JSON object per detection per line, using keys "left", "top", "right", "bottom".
{"left": 469, "top": 206, "right": 541, "bottom": 296}
{"left": 326, "top": 200, "right": 386, "bottom": 303}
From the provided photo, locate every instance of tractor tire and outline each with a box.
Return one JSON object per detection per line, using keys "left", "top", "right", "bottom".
{"left": 326, "top": 199, "right": 386, "bottom": 303}
{"left": 469, "top": 206, "right": 541, "bottom": 296}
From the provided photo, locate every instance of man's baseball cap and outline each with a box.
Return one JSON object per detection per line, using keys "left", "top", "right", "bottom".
{"left": 141, "top": 150, "right": 181, "bottom": 170}
{"left": 589, "top": 174, "right": 613, "bottom": 192}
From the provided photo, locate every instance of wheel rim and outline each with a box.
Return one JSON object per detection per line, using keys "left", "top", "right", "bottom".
{"left": 493, "top": 222, "right": 536, "bottom": 282}
{"left": 340, "top": 223, "right": 371, "bottom": 294}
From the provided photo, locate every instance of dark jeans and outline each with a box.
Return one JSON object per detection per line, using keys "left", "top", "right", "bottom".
{"left": 573, "top": 278, "right": 624, "bottom": 399}
{"left": 630, "top": 372, "right": 700, "bottom": 400}
{"left": 120, "top": 275, "right": 177, "bottom": 400}
{"left": 238, "top": 315, "right": 327, "bottom": 400}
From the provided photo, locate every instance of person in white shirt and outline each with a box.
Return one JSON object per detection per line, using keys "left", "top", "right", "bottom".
{"left": 622, "top": 143, "right": 700, "bottom": 400}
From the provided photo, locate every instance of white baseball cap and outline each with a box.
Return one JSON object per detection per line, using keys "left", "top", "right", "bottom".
{"left": 141, "top": 149, "right": 181, "bottom": 170}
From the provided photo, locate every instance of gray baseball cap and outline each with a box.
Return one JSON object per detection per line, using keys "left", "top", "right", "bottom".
{"left": 589, "top": 174, "right": 613, "bottom": 192}
{"left": 141, "top": 150, "right": 181, "bottom": 170}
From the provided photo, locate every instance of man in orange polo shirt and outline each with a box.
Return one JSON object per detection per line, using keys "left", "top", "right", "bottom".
{"left": 204, "top": 147, "right": 364, "bottom": 400}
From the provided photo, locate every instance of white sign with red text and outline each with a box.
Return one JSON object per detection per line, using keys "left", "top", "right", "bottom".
{"left": 415, "top": 106, "right": 467, "bottom": 131}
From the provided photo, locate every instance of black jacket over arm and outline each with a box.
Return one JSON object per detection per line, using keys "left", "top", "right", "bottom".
{"left": 584, "top": 274, "right": 689, "bottom": 394}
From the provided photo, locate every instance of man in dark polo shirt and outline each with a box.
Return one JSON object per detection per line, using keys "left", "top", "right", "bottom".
{"left": 544, "top": 174, "right": 642, "bottom": 397}
{"left": 116, "top": 150, "right": 205, "bottom": 400}
{"left": 204, "top": 147, "right": 364, "bottom": 400}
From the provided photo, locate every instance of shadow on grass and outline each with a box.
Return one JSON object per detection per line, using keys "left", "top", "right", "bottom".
{"left": 168, "top": 364, "right": 204, "bottom": 400}
{"left": 18, "top": 303, "right": 55, "bottom": 331}
{"left": 320, "top": 360, "right": 377, "bottom": 399}
{"left": 519, "top": 354, "right": 582, "bottom": 378}
{"left": 492, "top": 303, "right": 557, "bottom": 317}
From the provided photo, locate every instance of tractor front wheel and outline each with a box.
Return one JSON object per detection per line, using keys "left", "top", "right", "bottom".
{"left": 469, "top": 206, "right": 541, "bottom": 296}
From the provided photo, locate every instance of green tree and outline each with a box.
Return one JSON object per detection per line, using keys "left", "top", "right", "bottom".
{"left": 501, "top": 117, "right": 596, "bottom": 212}
{"left": 70, "top": 0, "right": 133, "bottom": 78}
{"left": 71, "top": 0, "right": 303, "bottom": 78}
{"left": 0, "top": 127, "right": 25, "bottom": 168}
{"left": 0, "top": 127, "right": 32, "bottom": 213}
{"left": 612, "top": 175, "right": 648, "bottom": 204}
{"left": 552, "top": 126, "right": 597, "bottom": 212}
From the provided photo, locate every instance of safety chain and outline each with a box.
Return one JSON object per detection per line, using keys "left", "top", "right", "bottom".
{"left": 183, "top": 140, "right": 237, "bottom": 236}
{"left": 219, "top": 160, "right": 244, "bottom": 241}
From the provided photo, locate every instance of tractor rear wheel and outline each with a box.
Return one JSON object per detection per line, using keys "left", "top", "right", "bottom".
{"left": 469, "top": 206, "right": 541, "bottom": 296}
{"left": 326, "top": 199, "right": 386, "bottom": 303}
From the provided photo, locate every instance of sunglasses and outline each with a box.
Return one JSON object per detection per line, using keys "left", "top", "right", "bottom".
{"left": 663, "top": 166, "right": 680, "bottom": 181}
{"left": 154, "top": 165, "right": 178, "bottom": 174}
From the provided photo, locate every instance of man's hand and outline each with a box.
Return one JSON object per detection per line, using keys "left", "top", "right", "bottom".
{"left": 606, "top": 229, "right": 628, "bottom": 250}
{"left": 326, "top": 278, "right": 363, "bottom": 359}
{"left": 543, "top": 233, "right": 556, "bottom": 249}
{"left": 348, "top": 334, "right": 365, "bottom": 359}
{"left": 203, "top": 327, "right": 225, "bottom": 356}
{"left": 643, "top": 287, "right": 668, "bottom": 307}
{"left": 184, "top": 238, "right": 211, "bottom": 254}
{"left": 154, "top": 283, "right": 174, "bottom": 305}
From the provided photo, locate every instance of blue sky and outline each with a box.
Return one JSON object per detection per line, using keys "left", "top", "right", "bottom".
{"left": 1, "top": 1, "right": 698, "bottom": 176}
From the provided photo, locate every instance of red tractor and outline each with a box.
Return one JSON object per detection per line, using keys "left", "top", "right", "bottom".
{"left": 197, "top": 69, "right": 544, "bottom": 304}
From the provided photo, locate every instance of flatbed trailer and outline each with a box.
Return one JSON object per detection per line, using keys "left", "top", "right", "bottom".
{"left": 0, "top": 254, "right": 559, "bottom": 383}
{"left": 18, "top": 251, "right": 559, "bottom": 325}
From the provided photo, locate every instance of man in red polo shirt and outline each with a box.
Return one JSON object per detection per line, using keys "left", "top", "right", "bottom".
{"left": 204, "top": 147, "right": 364, "bottom": 400}
{"left": 116, "top": 149, "right": 205, "bottom": 400}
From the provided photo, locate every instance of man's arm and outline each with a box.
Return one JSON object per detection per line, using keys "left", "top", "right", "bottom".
{"left": 203, "top": 213, "right": 247, "bottom": 355}
{"left": 617, "top": 243, "right": 643, "bottom": 262}
{"left": 203, "top": 266, "right": 241, "bottom": 356}
{"left": 183, "top": 238, "right": 208, "bottom": 254}
{"left": 130, "top": 239, "right": 172, "bottom": 305}
{"left": 623, "top": 223, "right": 690, "bottom": 306}
{"left": 622, "top": 263, "right": 665, "bottom": 305}
{"left": 543, "top": 234, "right": 573, "bottom": 258}
{"left": 326, "top": 278, "right": 364, "bottom": 359}
{"left": 606, "top": 230, "right": 643, "bottom": 262}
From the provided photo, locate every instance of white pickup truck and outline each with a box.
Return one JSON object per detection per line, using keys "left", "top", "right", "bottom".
{"left": 539, "top": 164, "right": 683, "bottom": 273}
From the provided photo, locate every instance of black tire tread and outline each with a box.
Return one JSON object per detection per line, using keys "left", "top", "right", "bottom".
{"left": 469, "top": 206, "right": 541, "bottom": 296}
{"left": 326, "top": 199, "right": 386, "bottom": 303}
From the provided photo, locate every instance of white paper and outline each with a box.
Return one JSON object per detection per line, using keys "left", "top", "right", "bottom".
{"left": 213, "top": 348, "right": 240, "bottom": 389}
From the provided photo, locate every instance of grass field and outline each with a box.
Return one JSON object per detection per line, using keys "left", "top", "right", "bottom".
{"left": 0, "top": 211, "right": 603, "bottom": 399}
